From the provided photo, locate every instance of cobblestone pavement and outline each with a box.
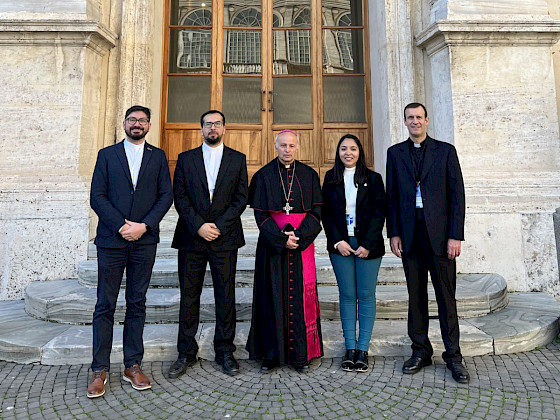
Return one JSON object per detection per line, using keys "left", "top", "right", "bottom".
{"left": 1, "top": 342, "right": 560, "bottom": 420}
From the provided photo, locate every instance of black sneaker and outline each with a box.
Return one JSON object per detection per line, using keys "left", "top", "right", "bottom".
{"left": 354, "top": 350, "right": 369, "bottom": 373}
{"left": 341, "top": 349, "right": 356, "bottom": 372}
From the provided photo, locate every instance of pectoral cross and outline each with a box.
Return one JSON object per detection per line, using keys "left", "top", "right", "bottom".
{"left": 283, "top": 202, "right": 293, "bottom": 215}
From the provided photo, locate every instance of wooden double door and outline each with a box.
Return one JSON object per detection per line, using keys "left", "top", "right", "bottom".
{"left": 162, "top": 0, "right": 373, "bottom": 179}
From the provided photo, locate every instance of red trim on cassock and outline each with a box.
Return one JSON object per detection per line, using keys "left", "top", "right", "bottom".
{"left": 270, "top": 212, "right": 322, "bottom": 360}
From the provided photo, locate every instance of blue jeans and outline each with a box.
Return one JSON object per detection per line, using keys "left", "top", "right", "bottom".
{"left": 329, "top": 237, "right": 382, "bottom": 351}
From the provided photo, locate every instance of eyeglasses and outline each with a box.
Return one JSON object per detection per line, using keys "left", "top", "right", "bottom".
{"left": 202, "top": 121, "right": 224, "bottom": 128}
{"left": 125, "top": 117, "right": 150, "bottom": 125}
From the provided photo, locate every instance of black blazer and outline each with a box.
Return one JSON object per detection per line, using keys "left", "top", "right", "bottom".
{"left": 90, "top": 141, "right": 173, "bottom": 248}
{"left": 386, "top": 136, "right": 465, "bottom": 257}
{"left": 171, "top": 145, "right": 248, "bottom": 252}
{"left": 322, "top": 168, "right": 386, "bottom": 260}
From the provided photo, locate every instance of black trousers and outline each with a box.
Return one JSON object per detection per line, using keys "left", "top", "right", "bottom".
{"left": 402, "top": 219, "right": 462, "bottom": 364}
{"left": 92, "top": 243, "right": 156, "bottom": 371}
{"left": 177, "top": 248, "right": 238, "bottom": 357}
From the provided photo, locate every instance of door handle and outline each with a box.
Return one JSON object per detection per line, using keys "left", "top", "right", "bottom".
{"left": 268, "top": 90, "right": 273, "bottom": 112}
{"left": 261, "top": 90, "right": 266, "bottom": 111}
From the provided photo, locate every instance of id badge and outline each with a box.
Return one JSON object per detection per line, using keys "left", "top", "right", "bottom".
{"left": 415, "top": 185, "right": 423, "bottom": 208}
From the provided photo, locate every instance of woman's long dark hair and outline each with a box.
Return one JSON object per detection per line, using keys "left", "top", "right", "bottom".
{"left": 328, "top": 134, "right": 368, "bottom": 186}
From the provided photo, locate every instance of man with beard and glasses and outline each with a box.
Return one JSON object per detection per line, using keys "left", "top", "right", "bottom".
{"left": 88, "top": 105, "right": 173, "bottom": 398}
{"left": 168, "top": 110, "right": 248, "bottom": 378}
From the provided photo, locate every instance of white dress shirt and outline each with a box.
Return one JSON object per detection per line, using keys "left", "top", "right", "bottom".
{"left": 123, "top": 139, "right": 145, "bottom": 190}
{"left": 202, "top": 141, "right": 224, "bottom": 203}
{"left": 343, "top": 167, "right": 358, "bottom": 236}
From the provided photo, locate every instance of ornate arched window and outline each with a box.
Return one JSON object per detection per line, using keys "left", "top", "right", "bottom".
{"left": 227, "top": 8, "right": 262, "bottom": 66}
{"left": 336, "top": 13, "right": 353, "bottom": 70}
{"left": 288, "top": 8, "right": 311, "bottom": 65}
{"left": 177, "top": 9, "right": 212, "bottom": 70}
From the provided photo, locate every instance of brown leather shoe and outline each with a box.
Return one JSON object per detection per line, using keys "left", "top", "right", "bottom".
{"left": 123, "top": 364, "right": 152, "bottom": 390}
{"left": 87, "top": 370, "right": 107, "bottom": 398}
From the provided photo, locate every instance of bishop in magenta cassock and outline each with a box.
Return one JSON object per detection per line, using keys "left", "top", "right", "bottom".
{"left": 246, "top": 130, "right": 323, "bottom": 373}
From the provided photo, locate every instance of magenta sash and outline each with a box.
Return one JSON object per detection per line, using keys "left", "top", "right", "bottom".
{"left": 270, "top": 212, "right": 322, "bottom": 359}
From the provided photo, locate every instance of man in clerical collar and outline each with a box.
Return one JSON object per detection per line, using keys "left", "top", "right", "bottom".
{"left": 169, "top": 110, "right": 248, "bottom": 378}
{"left": 386, "top": 102, "right": 469, "bottom": 384}
{"left": 246, "top": 130, "right": 324, "bottom": 374}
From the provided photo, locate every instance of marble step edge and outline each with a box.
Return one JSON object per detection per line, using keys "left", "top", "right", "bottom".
{"left": 1, "top": 293, "right": 558, "bottom": 365}
{"left": 25, "top": 274, "right": 508, "bottom": 325}
{"left": 78, "top": 255, "right": 405, "bottom": 288}
{"left": 85, "top": 232, "right": 393, "bottom": 260}
{"left": 86, "top": 233, "right": 336, "bottom": 260}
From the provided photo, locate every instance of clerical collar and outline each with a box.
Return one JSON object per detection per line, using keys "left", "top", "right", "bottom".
{"left": 409, "top": 136, "right": 429, "bottom": 149}
{"left": 202, "top": 141, "right": 224, "bottom": 153}
{"left": 278, "top": 159, "right": 295, "bottom": 170}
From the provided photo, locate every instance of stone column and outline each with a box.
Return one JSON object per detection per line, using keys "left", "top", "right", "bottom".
{"left": 0, "top": 1, "right": 116, "bottom": 299}
{"left": 369, "top": 0, "right": 416, "bottom": 178}
{"left": 416, "top": 0, "right": 560, "bottom": 294}
{"left": 116, "top": 0, "right": 157, "bottom": 131}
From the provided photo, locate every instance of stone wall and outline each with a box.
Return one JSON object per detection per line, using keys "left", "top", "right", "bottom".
{"left": 0, "top": 1, "right": 116, "bottom": 299}
{"left": 415, "top": 0, "right": 560, "bottom": 294}
{"left": 1, "top": 0, "right": 560, "bottom": 300}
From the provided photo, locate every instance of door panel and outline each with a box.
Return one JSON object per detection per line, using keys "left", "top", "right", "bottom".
{"left": 162, "top": 0, "right": 373, "bottom": 181}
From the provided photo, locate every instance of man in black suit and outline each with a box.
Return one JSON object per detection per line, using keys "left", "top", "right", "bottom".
{"left": 386, "top": 103, "right": 469, "bottom": 383}
{"left": 88, "top": 105, "right": 173, "bottom": 398}
{"left": 169, "top": 110, "right": 248, "bottom": 378}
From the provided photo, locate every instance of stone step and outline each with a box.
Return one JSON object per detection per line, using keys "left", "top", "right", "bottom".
{"left": 2, "top": 293, "right": 559, "bottom": 365}
{"left": 159, "top": 207, "right": 257, "bottom": 234}
{"left": 87, "top": 231, "right": 332, "bottom": 260}
{"left": 138, "top": 208, "right": 392, "bottom": 260}
{"left": 78, "top": 255, "right": 406, "bottom": 288}
{"left": 24, "top": 274, "right": 508, "bottom": 325}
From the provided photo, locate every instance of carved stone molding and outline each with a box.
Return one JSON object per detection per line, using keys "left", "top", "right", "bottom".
{"left": 0, "top": 20, "right": 116, "bottom": 55}
{"left": 416, "top": 21, "right": 560, "bottom": 56}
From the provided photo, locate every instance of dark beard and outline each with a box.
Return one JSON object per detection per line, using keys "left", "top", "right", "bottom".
{"left": 125, "top": 128, "right": 146, "bottom": 141}
{"left": 204, "top": 135, "right": 222, "bottom": 145}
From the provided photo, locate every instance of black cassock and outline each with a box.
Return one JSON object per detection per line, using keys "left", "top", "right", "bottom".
{"left": 246, "top": 158, "right": 324, "bottom": 366}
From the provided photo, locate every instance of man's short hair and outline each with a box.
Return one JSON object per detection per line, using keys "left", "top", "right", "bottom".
{"left": 200, "top": 110, "right": 226, "bottom": 127}
{"left": 404, "top": 102, "right": 428, "bottom": 119}
{"left": 125, "top": 105, "right": 151, "bottom": 121}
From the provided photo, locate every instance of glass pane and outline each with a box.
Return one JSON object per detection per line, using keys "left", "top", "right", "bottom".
{"left": 322, "top": 0, "right": 362, "bottom": 26}
{"left": 273, "top": 77, "right": 312, "bottom": 124}
{"left": 170, "top": 0, "right": 212, "bottom": 26}
{"left": 222, "top": 77, "right": 262, "bottom": 124}
{"left": 273, "top": 30, "right": 311, "bottom": 75}
{"left": 169, "top": 28, "right": 212, "bottom": 74}
{"left": 323, "top": 29, "right": 363, "bottom": 74}
{"left": 223, "top": 29, "right": 262, "bottom": 74}
{"left": 273, "top": 4, "right": 311, "bottom": 28}
{"left": 167, "top": 77, "right": 211, "bottom": 123}
{"left": 323, "top": 76, "right": 365, "bottom": 122}
{"left": 225, "top": 6, "right": 262, "bottom": 27}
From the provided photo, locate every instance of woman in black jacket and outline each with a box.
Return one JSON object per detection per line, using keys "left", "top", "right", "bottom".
{"left": 322, "top": 134, "right": 386, "bottom": 372}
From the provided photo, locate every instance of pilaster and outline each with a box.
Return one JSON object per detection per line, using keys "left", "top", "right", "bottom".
{"left": 416, "top": 4, "right": 560, "bottom": 294}
{"left": 0, "top": 3, "right": 116, "bottom": 299}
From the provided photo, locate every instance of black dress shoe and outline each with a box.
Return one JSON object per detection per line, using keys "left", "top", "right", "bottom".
{"left": 215, "top": 352, "right": 239, "bottom": 376}
{"left": 341, "top": 349, "right": 356, "bottom": 372}
{"left": 260, "top": 359, "right": 279, "bottom": 373}
{"left": 293, "top": 362, "right": 309, "bottom": 373}
{"left": 354, "top": 350, "right": 369, "bottom": 373}
{"left": 447, "top": 361, "right": 469, "bottom": 384}
{"left": 402, "top": 356, "right": 432, "bottom": 374}
{"left": 168, "top": 354, "right": 197, "bottom": 379}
